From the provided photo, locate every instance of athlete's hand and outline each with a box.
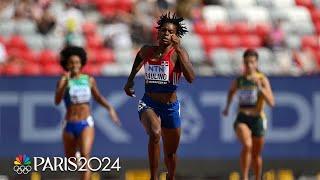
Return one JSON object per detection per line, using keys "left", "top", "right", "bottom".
{"left": 109, "top": 108, "right": 121, "bottom": 126}
{"left": 124, "top": 81, "right": 136, "bottom": 97}
{"left": 60, "top": 71, "right": 70, "bottom": 86}
{"left": 171, "top": 34, "right": 181, "bottom": 49}
{"left": 62, "top": 71, "right": 71, "bottom": 79}
{"left": 222, "top": 108, "right": 229, "bottom": 116}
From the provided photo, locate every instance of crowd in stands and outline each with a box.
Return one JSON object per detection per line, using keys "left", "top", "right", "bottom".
{"left": 0, "top": 0, "right": 319, "bottom": 76}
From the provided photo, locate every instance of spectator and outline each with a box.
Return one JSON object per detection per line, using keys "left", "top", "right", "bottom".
{"left": 52, "top": 2, "right": 85, "bottom": 47}
{"left": 13, "top": 0, "right": 34, "bottom": 20}
{"left": 131, "top": 0, "right": 158, "bottom": 45}
{"left": 264, "top": 19, "right": 285, "bottom": 51}
{"left": 102, "top": 15, "right": 133, "bottom": 50}
{"left": 0, "top": 0, "right": 15, "bottom": 20}
{"left": 176, "top": 0, "right": 201, "bottom": 19}
{"left": 32, "top": 0, "right": 56, "bottom": 35}
{"left": 57, "top": 1, "right": 84, "bottom": 34}
{"left": 37, "top": 9, "right": 55, "bottom": 35}
{"left": 64, "top": 28, "right": 85, "bottom": 47}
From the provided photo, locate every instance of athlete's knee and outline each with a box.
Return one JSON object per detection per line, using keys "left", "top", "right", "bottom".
{"left": 242, "top": 141, "right": 252, "bottom": 152}
{"left": 149, "top": 129, "right": 161, "bottom": 143}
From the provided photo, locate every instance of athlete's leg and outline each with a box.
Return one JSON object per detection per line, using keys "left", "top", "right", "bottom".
{"left": 78, "top": 126, "right": 95, "bottom": 180}
{"left": 161, "top": 128, "right": 180, "bottom": 180}
{"left": 141, "top": 109, "right": 161, "bottom": 180}
{"left": 63, "top": 131, "right": 77, "bottom": 158}
{"left": 252, "top": 137, "right": 264, "bottom": 180}
{"left": 235, "top": 123, "right": 253, "bottom": 180}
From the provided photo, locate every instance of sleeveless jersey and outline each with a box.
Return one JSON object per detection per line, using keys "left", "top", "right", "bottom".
{"left": 237, "top": 72, "right": 265, "bottom": 113}
{"left": 63, "top": 74, "right": 91, "bottom": 107}
{"left": 143, "top": 47, "right": 182, "bottom": 93}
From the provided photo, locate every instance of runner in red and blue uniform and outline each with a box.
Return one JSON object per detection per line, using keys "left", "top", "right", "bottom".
{"left": 124, "top": 13, "right": 195, "bottom": 180}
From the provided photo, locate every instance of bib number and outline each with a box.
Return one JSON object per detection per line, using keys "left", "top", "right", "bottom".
{"left": 69, "top": 86, "right": 91, "bottom": 103}
{"left": 238, "top": 89, "right": 258, "bottom": 105}
{"left": 145, "top": 62, "right": 169, "bottom": 84}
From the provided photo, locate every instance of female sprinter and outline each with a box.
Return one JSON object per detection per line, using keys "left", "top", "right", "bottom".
{"left": 124, "top": 13, "right": 195, "bottom": 180}
{"left": 55, "top": 46, "right": 120, "bottom": 180}
{"left": 222, "top": 49, "right": 275, "bottom": 180}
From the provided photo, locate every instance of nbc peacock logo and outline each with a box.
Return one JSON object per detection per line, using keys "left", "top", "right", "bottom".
{"left": 13, "top": 154, "right": 32, "bottom": 174}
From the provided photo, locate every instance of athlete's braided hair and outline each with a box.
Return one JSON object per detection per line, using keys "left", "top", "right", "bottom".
{"left": 156, "top": 12, "right": 188, "bottom": 38}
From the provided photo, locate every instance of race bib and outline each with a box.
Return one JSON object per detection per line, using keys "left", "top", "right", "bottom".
{"left": 238, "top": 89, "right": 258, "bottom": 105}
{"left": 69, "top": 85, "right": 91, "bottom": 103}
{"left": 145, "top": 61, "right": 169, "bottom": 84}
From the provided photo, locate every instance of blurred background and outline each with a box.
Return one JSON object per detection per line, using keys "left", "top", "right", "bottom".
{"left": 0, "top": 0, "right": 319, "bottom": 179}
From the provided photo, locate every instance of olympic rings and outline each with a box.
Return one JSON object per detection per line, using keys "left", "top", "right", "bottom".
{"left": 13, "top": 165, "right": 32, "bottom": 174}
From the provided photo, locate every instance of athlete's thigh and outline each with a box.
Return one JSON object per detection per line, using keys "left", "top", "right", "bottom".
{"left": 235, "top": 123, "right": 252, "bottom": 146}
{"left": 140, "top": 109, "right": 161, "bottom": 134}
{"left": 62, "top": 131, "right": 77, "bottom": 158}
{"left": 161, "top": 128, "right": 181, "bottom": 154}
{"left": 78, "top": 127, "right": 95, "bottom": 157}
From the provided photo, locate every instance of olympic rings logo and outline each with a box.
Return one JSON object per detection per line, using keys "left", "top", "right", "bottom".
{"left": 13, "top": 165, "right": 32, "bottom": 174}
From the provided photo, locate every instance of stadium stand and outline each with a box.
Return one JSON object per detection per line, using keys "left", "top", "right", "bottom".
{"left": 0, "top": 0, "right": 319, "bottom": 76}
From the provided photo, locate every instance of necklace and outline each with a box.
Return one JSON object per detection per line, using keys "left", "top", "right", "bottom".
{"left": 155, "top": 51, "right": 162, "bottom": 59}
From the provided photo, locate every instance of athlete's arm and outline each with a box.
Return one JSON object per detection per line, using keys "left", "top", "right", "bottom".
{"left": 171, "top": 34, "right": 195, "bottom": 83}
{"left": 222, "top": 80, "right": 237, "bottom": 116}
{"left": 258, "top": 77, "right": 275, "bottom": 107}
{"left": 124, "top": 46, "right": 146, "bottom": 97}
{"left": 54, "top": 74, "right": 69, "bottom": 105}
{"left": 175, "top": 47, "right": 195, "bottom": 83}
{"left": 91, "top": 77, "right": 121, "bottom": 126}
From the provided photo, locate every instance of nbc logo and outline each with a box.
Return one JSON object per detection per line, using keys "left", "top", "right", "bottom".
{"left": 13, "top": 154, "right": 32, "bottom": 174}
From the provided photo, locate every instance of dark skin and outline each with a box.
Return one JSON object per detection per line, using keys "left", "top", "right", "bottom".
{"left": 222, "top": 55, "right": 274, "bottom": 180}
{"left": 124, "top": 23, "right": 195, "bottom": 180}
{"left": 55, "top": 55, "right": 120, "bottom": 180}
